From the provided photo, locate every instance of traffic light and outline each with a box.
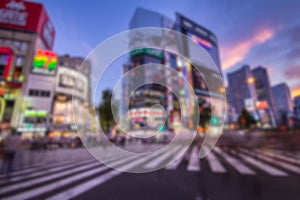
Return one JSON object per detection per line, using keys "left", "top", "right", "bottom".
{"left": 211, "top": 116, "right": 219, "bottom": 126}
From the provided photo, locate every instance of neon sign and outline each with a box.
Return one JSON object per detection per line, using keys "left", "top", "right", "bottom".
{"left": 191, "top": 35, "right": 212, "bottom": 50}
{"left": 32, "top": 49, "right": 57, "bottom": 75}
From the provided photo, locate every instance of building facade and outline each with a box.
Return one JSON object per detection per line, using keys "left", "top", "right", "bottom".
{"left": 49, "top": 55, "right": 91, "bottom": 138}
{"left": 272, "top": 83, "right": 293, "bottom": 126}
{"left": 0, "top": 0, "right": 55, "bottom": 137}
{"left": 124, "top": 8, "right": 224, "bottom": 130}
{"left": 294, "top": 96, "right": 300, "bottom": 120}
{"left": 227, "top": 65, "right": 257, "bottom": 118}
{"left": 252, "top": 66, "right": 277, "bottom": 127}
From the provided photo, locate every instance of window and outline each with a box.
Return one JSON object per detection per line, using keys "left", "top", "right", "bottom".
{"left": 16, "top": 56, "right": 24, "bottom": 67}
{"left": 29, "top": 89, "right": 50, "bottom": 98}
{"left": 41, "top": 91, "right": 50, "bottom": 97}
{"left": 170, "top": 54, "right": 177, "bottom": 70}
{"left": 0, "top": 54, "right": 10, "bottom": 77}
{"left": 20, "top": 42, "right": 28, "bottom": 52}
{"left": 13, "top": 41, "right": 21, "bottom": 49}
{"left": 23, "top": 117, "right": 46, "bottom": 124}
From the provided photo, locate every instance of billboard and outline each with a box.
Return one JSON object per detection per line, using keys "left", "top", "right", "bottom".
{"left": 32, "top": 49, "right": 57, "bottom": 75}
{"left": 0, "top": 0, "right": 55, "bottom": 49}
{"left": 56, "top": 67, "right": 88, "bottom": 100}
{"left": 176, "top": 13, "right": 221, "bottom": 71}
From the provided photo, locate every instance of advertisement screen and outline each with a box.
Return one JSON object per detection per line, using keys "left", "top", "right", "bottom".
{"left": 32, "top": 49, "right": 57, "bottom": 76}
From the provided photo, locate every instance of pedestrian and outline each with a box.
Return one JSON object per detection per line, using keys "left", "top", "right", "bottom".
{"left": 2, "top": 128, "right": 21, "bottom": 178}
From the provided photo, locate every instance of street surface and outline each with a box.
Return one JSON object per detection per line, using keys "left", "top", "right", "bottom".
{"left": 0, "top": 140, "right": 300, "bottom": 200}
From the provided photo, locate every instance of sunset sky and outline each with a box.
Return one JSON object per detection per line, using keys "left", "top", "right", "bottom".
{"left": 33, "top": 0, "right": 300, "bottom": 99}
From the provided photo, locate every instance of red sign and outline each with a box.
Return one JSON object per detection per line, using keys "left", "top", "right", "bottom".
{"left": 0, "top": 0, "right": 55, "bottom": 49}
{"left": 256, "top": 101, "right": 268, "bottom": 109}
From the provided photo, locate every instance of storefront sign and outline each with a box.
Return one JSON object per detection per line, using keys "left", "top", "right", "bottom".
{"left": 130, "top": 48, "right": 163, "bottom": 59}
{"left": 32, "top": 49, "right": 57, "bottom": 75}
{"left": 0, "top": 0, "right": 55, "bottom": 49}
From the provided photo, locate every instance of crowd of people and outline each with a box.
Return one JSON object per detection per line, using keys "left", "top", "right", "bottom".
{"left": 0, "top": 128, "right": 83, "bottom": 178}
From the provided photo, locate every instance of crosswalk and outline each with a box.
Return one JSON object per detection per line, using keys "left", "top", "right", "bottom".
{"left": 0, "top": 146, "right": 299, "bottom": 199}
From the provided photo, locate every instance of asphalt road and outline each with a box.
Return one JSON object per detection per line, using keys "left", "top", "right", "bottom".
{"left": 0, "top": 144, "right": 300, "bottom": 200}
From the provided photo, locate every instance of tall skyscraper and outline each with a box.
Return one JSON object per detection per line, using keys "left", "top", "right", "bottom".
{"left": 294, "top": 96, "right": 300, "bottom": 120}
{"left": 227, "top": 65, "right": 257, "bottom": 116}
{"left": 271, "top": 83, "right": 293, "bottom": 125}
{"left": 123, "top": 8, "right": 223, "bottom": 130}
{"left": 252, "top": 66, "right": 277, "bottom": 126}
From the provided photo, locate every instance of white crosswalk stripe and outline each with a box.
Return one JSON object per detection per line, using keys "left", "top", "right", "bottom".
{"left": 165, "top": 147, "right": 187, "bottom": 170}
{"left": 273, "top": 150, "right": 300, "bottom": 159}
{"left": 48, "top": 147, "right": 166, "bottom": 200}
{"left": 144, "top": 146, "right": 181, "bottom": 169}
{"left": 0, "top": 159, "right": 95, "bottom": 185}
{"left": 238, "top": 151, "right": 288, "bottom": 176}
{"left": 0, "top": 146, "right": 299, "bottom": 199}
{"left": 204, "top": 147, "right": 226, "bottom": 173}
{"left": 256, "top": 149, "right": 300, "bottom": 165}
{"left": 3, "top": 155, "right": 138, "bottom": 200}
{"left": 241, "top": 149, "right": 300, "bottom": 174}
{"left": 214, "top": 147, "right": 255, "bottom": 175}
{"left": 187, "top": 146, "right": 200, "bottom": 172}
{"left": 0, "top": 153, "right": 124, "bottom": 195}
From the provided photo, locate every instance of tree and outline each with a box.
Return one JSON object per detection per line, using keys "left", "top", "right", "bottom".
{"left": 238, "top": 109, "right": 256, "bottom": 129}
{"left": 98, "top": 89, "right": 118, "bottom": 133}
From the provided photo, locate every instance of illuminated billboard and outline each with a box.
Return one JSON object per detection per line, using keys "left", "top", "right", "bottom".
{"left": 32, "top": 49, "right": 57, "bottom": 75}
{"left": 56, "top": 67, "right": 88, "bottom": 100}
{"left": 189, "top": 34, "right": 212, "bottom": 50}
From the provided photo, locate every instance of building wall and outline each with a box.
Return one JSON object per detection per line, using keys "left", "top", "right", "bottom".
{"left": 227, "top": 65, "right": 257, "bottom": 115}
{"left": 272, "top": 83, "right": 293, "bottom": 125}
{"left": 294, "top": 96, "right": 300, "bottom": 119}
{"left": 252, "top": 66, "right": 277, "bottom": 126}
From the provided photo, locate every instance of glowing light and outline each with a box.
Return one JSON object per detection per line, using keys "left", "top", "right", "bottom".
{"left": 33, "top": 49, "right": 57, "bottom": 69}
{"left": 247, "top": 77, "right": 255, "bottom": 84}
{"left": 291, "top": 88, "right": 300, "bottom": 98}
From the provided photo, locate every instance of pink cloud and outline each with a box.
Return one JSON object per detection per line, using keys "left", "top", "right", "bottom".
{"left": 220, "top": 28, "right": 275, "bottom": 70}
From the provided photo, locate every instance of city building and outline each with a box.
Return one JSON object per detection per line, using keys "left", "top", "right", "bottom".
{"left": 125, "top": 8, "right": 169, "bottom": 129}
{"left": 175, "top": 13, "right": 221, "bottom": 72}
{"left": 252, "top": 66, "right": 277, "bottom": 127}
{"left": 271, "top": 83, "right": 293, "bottom": 126}
{"left": 294, "top": 96, "right": 300, "bottom": 119}
{"left": 227, "top": 65, "right": 257, "bottom": 118}
{"left": 0, "top": 0, "right": 55, "bottom": 136}
{"left": 124, "top": 8, "right": 224, "bottom": 130}
{"left": 175, "top": 13, "right": 225, "bottom": 130}
{"left": 49, "top": 55, "right": 91, "bottom": 138}
{"left": 293, "top": 96, "right": 300, "bottom": 128}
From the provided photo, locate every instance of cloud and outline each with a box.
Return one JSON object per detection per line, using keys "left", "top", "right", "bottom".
{"left": 284, "top": 65, "right": 300, "bottom": 80}
{"left": 220, "top": 28, "right": 275, "bottom": 70}
{"left": 287, "top": 47, "right": 300, "bottom": 60}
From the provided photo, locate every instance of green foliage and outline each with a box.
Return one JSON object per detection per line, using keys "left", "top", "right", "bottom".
{"left": 98, "top": 89, "right": 118, "bottom": 133}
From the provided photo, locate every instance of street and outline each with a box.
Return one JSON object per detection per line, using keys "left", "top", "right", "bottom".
{"left": 0, "top": 141, "right": 300, "bottom": 200}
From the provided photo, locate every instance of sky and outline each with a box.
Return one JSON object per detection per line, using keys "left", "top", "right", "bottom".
{"left": 33, "top": 0, "right": 300, "bottom": 100}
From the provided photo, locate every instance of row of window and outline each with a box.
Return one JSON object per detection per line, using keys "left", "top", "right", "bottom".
{"left": 0, "top": 38, "right": 29, "bottom": 52}
{"left": 0, "top": 53, "right": 24, "bottom": 79}
{"left": 28, "top": 89, "right": 51, "bottom": 97}
{"left": 23, "top": 117, "right": 46, "bottom": 124}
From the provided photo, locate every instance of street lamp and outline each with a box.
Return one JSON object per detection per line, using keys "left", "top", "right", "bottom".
{"left": 247, "top": 77, "right": 255, "bottom": 84}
